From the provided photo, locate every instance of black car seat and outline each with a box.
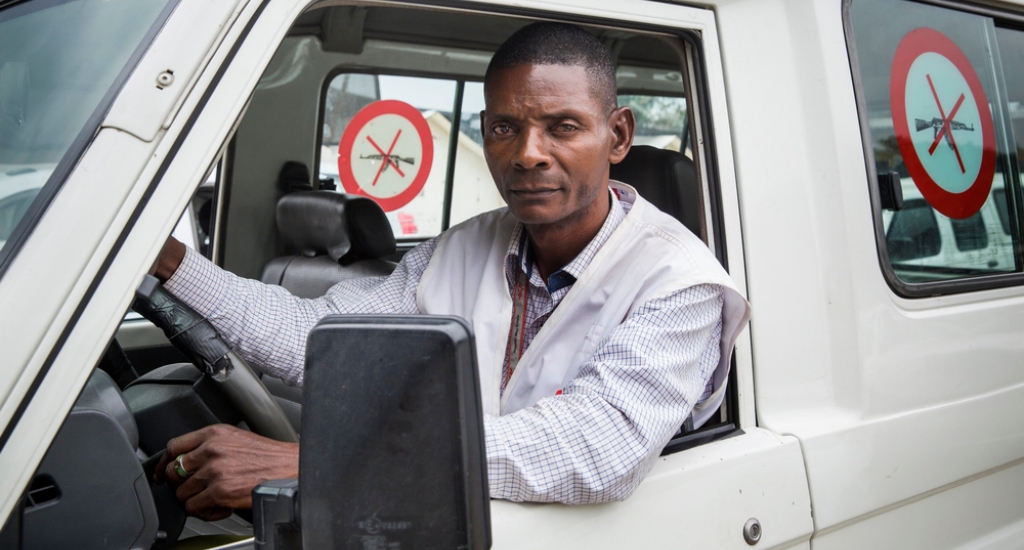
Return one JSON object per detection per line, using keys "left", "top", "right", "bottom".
{"left": 260, "top": 191, "right": 397, "bottom": 430}
{"left": 261, "top": 191, "right": 397, "bottom": 297}
{"left": 609, "top": 145, "right": 705, "bottom": 242}
{"left": 610, "top": 145, "right": 710, "bottom": 435}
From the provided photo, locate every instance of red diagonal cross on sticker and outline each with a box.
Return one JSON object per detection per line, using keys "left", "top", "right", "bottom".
{"left": 925, "top": 73, "right": 967, "bottom": 174}
{"left": 367, "top": 130, "right": 405, "bottom": 186}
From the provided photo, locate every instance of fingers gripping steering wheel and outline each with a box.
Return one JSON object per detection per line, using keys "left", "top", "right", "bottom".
{"left": 133, "top": 275, "right": 299, "bottom": 443}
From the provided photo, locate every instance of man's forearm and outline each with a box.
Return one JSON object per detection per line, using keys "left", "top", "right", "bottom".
{"left": 162, "top": 246, "right": 344, "bottom": 383}
{"left": 485, "top": 394, "right": 665, "bottom": 504}
{"left": 160, "top": 239, "right": 438, "bottom": 383}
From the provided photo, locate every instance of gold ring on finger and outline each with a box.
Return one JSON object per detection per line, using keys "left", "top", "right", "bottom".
{"left": 174, "top": 453, "right": 191, "bottom": 479}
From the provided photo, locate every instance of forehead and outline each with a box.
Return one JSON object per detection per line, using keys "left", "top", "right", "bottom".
{"left": 484, "top": 64, "right": 604, "bottom": 114}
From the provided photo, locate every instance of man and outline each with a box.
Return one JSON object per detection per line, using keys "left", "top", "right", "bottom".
{"left": 152, "top": 22, "right": 749, "bottom": 519}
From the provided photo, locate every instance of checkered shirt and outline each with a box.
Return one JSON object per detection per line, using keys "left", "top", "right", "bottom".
{"left": 165, "top": 192, "right": 724, "bottom": 504}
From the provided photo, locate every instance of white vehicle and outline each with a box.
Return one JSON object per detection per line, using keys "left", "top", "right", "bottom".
{"left": 882, "top": 181, "right": 1015, "bottom": 281}
{"left": 0, "top": 0, "right": 1022, "bottom": 548}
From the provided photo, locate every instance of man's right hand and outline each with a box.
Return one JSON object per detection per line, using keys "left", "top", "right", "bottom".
{"left": 154, "top": 424, "right": 300, "bottom": 521}
{"left": 151, "top": 237, "right": 187, "bottom": 282}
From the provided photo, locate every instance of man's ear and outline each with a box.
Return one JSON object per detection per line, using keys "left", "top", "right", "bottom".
{"left": 608, "top": 106, "right": 635, "bottom": 165}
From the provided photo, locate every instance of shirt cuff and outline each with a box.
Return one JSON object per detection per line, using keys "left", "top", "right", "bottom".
{"left": 482, "top": 414, "right": 510, "bottom": 500}
{"left": 163, "top": 246, "right": 232, "bottom": 317}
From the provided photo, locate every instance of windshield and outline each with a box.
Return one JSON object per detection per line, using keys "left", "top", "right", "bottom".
{"left": 0, "top": 0, "right": 173, "bottom": 256}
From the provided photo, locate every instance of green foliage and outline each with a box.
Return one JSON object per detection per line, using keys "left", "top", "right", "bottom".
{"left": 619, "top": 95, "right": 687, "bottom": 135}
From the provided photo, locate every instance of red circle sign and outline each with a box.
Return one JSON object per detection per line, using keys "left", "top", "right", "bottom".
{"left": 890, "top": 28, "right": 996, "bottom": 220}
{"left": 337, "top": 100, "right": 434, "bottom": 212}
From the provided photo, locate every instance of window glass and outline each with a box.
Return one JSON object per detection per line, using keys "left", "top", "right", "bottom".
{"left": 993, "top": 190, "right": 1012, "bottom": 235}
{"left": 993, "top": 26, "right": 1024, "bottom": 239}
{"left": 305, "top": 19, "right": 718, "bottom": 449}
{"left": 0, "top": 0, "right": 172, "bottom": 258}
{"left": 0, "top": 189, "right": 34, "bottom": 243}
{"left": 849, "top": 0, "right": 1024, "bottom": 285}
{"left": 449, "top": 81, "right": 506, "bottom": 228}
{"left": 171, "top": 163, "right": 218, "bottom": 259}
{"left": 321, "top": 73, "right": 378, "bottom": 147}
{"left": 320, "top": 74, "right": 456, "bottom": 239}
{"left": 951, "top": 212, "right": 988, "bottom": 251}
{"left": 193, "top": 164, "right": 218, "bottom": 259}
{"left": 619, "top": 94, "right": 689, "bottom": 157}
{"left": 886, "top": 199, "right": 941, "bottom": 262}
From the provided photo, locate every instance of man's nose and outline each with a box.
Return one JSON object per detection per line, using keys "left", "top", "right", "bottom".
{"left": 512, "top": 127, "right": 551, "bottom": 170}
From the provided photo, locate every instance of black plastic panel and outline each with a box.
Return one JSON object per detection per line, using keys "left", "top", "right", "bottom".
{"left": 0, "top": 492, "right": 23, "bottom": 549}
{"left": 23, "top": 409, "right": 158, "bottom": 549}
{"left": 124, "top": 344, "right": 190, "bottom": 376}
{"left": 124, "top": 363, "right": 242, "bottom": 455}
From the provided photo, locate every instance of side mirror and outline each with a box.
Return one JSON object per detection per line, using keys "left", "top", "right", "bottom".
{"left": 275, "top": 315, "right": 490, "bottom": 549}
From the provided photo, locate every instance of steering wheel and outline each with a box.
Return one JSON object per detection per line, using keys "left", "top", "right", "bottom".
{"left": 132, "top": 274, "right": 299, "bottom": 444}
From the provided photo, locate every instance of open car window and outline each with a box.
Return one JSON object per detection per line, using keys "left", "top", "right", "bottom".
{"left": 205, "top": 6, "right": 731, "bottom": 450}
{"left": 315, "top": 39, "right": 693, "bottom": 242}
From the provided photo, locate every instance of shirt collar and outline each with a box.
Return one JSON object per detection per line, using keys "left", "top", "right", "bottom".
{"left": 505, "top": 188, "right": 627, "bottom": 293}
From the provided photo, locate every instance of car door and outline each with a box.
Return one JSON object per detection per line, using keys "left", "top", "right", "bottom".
{"left": 711, "top": 0, "right": 1024, "bottom": 547}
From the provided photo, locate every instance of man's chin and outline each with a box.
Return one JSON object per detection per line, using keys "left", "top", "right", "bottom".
{"left": 508, "top": 205, "right": 563, "bottom": 226}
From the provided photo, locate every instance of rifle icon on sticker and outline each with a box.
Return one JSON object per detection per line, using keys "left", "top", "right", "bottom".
{"left": 359, "top": 153, "right": 416, "bottom": 171}
{"left": 915, "top": 117, "right": 974, "bottom": 152}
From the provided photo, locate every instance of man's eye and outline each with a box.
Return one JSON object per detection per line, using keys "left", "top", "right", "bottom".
{"left": 493, "top": 124, "right": 513, "bottom": 135}
{"left": 555, "top": 123, "right": 578, "bottom": 133}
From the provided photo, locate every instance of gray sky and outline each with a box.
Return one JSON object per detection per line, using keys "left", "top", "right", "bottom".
{"left": 379, "top": 76, "right": 486, "bottom": 114}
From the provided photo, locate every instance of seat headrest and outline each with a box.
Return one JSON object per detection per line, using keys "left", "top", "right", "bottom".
{"left": 609, "top": 145, "right": 703, "bottom": 238}
{"left": 276, "top": 191, "right": 396, "bottom": 263}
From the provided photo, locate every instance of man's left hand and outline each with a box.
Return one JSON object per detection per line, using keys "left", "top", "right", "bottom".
{"left": 154, "top": 424, "right": 299, "bottom": 521}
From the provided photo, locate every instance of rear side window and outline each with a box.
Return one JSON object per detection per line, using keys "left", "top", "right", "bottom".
{"left": 848, "top": 0, "right": 1024, "bottom": 293}
{"left": 321, "top": 73, "right": 465, "bottom": 239}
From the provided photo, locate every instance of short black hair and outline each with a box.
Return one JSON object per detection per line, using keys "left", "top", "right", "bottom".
{"left": 485, "top": 22, "right": 618, "bottom": 112}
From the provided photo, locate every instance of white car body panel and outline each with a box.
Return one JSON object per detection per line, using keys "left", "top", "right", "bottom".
{"left": 0, "top": 128, "right": 158, "bottom": 521}
{"left": 490, "top": 429, "right": 812, "bottom": 549}
{"left": 103, "top": 0, "right": 251, "bottom": 143}
{"left": 712, "top": 0, "right": 1024, "bottom": 546}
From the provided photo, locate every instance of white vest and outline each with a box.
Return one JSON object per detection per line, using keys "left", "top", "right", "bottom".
{"left": 416, "top": 182, "right": 750, "bottom": 427}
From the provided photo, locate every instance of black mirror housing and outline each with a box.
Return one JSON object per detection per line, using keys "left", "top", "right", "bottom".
{"left": 299, "top": 315, "right": 490, "bottom": 549}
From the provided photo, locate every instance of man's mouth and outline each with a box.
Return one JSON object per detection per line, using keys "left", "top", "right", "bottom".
{"left": 509, "top": 185, "right": 561, "bottom": 199}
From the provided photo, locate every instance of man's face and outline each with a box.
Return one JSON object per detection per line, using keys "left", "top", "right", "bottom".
{"left": 482, "top": 64, "right": 632, "bottom": 228}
